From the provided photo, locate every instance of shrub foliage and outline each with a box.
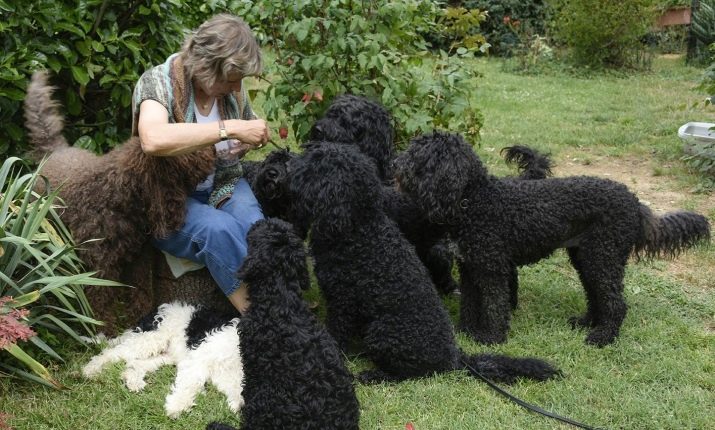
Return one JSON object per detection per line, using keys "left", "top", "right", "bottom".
{"left": 460, "top": 0, "right": 551, "bottom": 56}
{"left": 235, "top": 0, "right": 487, "bottom": 147}
{"left": 547, "top": 0, "right": 656, "bottom": 69}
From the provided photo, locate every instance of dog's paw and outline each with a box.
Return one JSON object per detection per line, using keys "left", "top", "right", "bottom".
{"left": 81, "top": 361, "right": 103, "bottom": 378}
{"left": 165, "top": 394, "right": 193, "bottom": 419}
{"left": 356, "top": 369, "right": 399, "bottom": 385}
{"left": 585, "top": 327, "right": 618, "bottom": 348}
{"left": 227, "top": 396, "right": 244, "bottom": 413}
{"left": 465, "top": 329, "right": 507, "bottom": 346}
{"left": 122, "top": 370, "right": 147, "bottom": 392}
{"left": 568, "top": 314, "right": 593, "bottom": 330}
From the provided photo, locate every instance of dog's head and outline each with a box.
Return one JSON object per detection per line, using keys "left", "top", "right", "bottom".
{"left": 239, "top": 218, "right": 310, "bottom": 295}
{"left": 309, "top": 94, "right": 395, "bottom": 181}
{"left": 289, "top": 142, "right": 383, "bottom": 236}
{"left": 250, "top": 149, "right": 296, "bottom": 219}
{"left": 393, "top": 131, "right": 488, "bottom": 224}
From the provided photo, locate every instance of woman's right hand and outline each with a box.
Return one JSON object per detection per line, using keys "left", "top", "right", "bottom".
{"left": 229, "top": 119, "right": 269, "bottom": 147}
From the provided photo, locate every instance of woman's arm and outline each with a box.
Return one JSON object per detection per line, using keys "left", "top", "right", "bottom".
{"left": 138, "top": 99, "right": 269, "bottom": 157}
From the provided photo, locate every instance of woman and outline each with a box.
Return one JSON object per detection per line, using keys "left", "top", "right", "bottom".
{"left": 131, "top": 14, "right": 269, "bottom": 314}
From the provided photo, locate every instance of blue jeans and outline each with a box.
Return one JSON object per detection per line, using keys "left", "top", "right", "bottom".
{"left": 153, "top": 178, "right": 264, "bottom": 295}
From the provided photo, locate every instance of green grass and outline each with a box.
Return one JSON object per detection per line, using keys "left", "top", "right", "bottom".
{"left": 2, "top": 56, "right": 714, "bottom": 430}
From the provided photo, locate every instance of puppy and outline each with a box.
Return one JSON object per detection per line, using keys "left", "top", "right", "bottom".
{"left": 394, "top": 131, "right": 711, "bottom": 346}
{"left": 209, "top": 218, "right": 360, "bottom": 430}
{"left": 82, "top": 302, "right": 243, "bottom": 418}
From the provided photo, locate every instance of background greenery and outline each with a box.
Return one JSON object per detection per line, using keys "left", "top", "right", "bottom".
{"left": 2, "top": 54, "right": 713, "bottom": 430}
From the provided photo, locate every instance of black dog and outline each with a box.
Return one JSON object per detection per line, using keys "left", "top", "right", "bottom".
{"left": 289, "top": 142, "right": 559, "bottom": 384}
{"left": 208, "top": 218, "right": 360, "bottom": 430}
{"left": 394, "top": 131, "right": 711, "bottom": 347}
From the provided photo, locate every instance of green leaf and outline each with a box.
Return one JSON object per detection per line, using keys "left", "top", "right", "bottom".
{"left": 70, "top": 66, "right": 90, "bottom": 86}
{"left": 3, "top": 343, "right": 62, "bottom": 389}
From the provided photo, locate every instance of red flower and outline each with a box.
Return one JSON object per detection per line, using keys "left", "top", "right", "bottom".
{"left": 0, "top": 297, "right": 36, "bottom": 350}
{"left": 313, "top": 91, "right": 323, "bottom": 102}
{"left": 503, "top": 15, "right": 511, "bottom": 24}
{"left": 405, "top": 423, "right": 415, "bottom": 430}
{"left": 301, "top": 92, "right": 312, "bottom": 104}
{"left": 279, "top": 126, "right": 289, "bottom": 139}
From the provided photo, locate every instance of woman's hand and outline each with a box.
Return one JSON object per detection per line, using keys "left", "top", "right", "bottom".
{"left": 229, "top": 119, "right": 270, "bottom": 147}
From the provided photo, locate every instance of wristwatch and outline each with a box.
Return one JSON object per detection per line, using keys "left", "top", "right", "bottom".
{"left": 218, "top": 119, "right": 228, "bottom": 141}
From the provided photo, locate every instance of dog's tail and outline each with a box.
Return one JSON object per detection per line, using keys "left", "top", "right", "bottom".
{"left": 501, "top": 145, "right": 553, "bottom": 180}
{"left": 24, "top": 70, "right": 69, "bottom": 158}
{"left": 460, "top": 352, "right": 560, "bottom": 384}
{"left": 634, "top": 204, "right": 711, "bottom": 259}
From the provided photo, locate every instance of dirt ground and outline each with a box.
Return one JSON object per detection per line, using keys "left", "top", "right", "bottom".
{"left": 554, "top": 150, "right": 714, "bottom": 291}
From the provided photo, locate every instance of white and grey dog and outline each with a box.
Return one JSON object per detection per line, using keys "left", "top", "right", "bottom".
{"left": 82, "top": 301, "right": 243, "bottom": 419}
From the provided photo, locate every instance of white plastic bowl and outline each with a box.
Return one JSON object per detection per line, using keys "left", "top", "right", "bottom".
{"left": 677, "top": 122, "right": 715, "bottom": 144}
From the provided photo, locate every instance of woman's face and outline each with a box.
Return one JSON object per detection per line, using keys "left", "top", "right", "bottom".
{"left": 203, "top": 69, "right": 243, "bottom": 97}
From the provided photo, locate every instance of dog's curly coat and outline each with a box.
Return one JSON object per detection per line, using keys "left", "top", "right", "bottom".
{"left": 207, "top": 218, "right": 360, "bottom": 430}
{"left": 24, "top": 71, "right": 215, "bottom": 330}
{"left": 288, "top": 142, "right": 559, "bottom": 384}
{"left": 394, "top": 131, "right": 712, "bottom": 347}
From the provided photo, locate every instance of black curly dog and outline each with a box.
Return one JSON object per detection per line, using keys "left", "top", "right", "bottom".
{"left": 207, "top": 218, "right": 359, "bottom": 430}
{"left": 394, "top": 131, "right": 711, "bottom": 347}
{"left": 289, "top": 142, "right": 560, "bottom": 385}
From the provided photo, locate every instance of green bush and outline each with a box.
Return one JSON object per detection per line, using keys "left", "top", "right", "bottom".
{"left": 547, "top": 0, "right": 656, "bottom": 69}
{"left": 235, "top": 0, "right": 486, "bottom": 146}
{"left": 461, "top": 0, "right": 551, "bottom": 56}
{"left": 690, "top": 0, "right": 715, "bottom": 62}
{"left": 0, "top": 156, "right": 120, "bottom": 387}
{"left": 0, "top": 0, "right": 229, "bottom": 158}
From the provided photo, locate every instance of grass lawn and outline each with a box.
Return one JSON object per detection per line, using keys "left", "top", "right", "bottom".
{"left": 2, "top": 56, "right": 713, "bottom": 430}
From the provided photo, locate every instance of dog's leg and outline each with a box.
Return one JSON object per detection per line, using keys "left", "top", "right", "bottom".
{"left": 570, "top": 245, "right": 629, "bottom": 347}
{"left": 82, "top": 329, "right": 168, "bottom": 378}
{"left": 210, "top": 361, "right": 245, "bottom": 413}
{"left": 458, "top": 261, "right": 512, "bottom": 345}
{"left": 324, "top": 305, "right": 360, "bottom": 352}
{"left": 164, "top": 352, "right": 210, "bottom": 418}
{"left": 566, "top": 247, "right": 598, "bottom": 329}
{"left": 123, "top": 354, "right": 175, "bottom": 392}
{"left": 419, "top": 241, "right": 458, "bottom": 295}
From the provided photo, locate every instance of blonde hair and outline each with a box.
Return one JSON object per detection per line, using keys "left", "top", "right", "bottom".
{"left": 180, "top": 14, "right": 263, "bottom": 88}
